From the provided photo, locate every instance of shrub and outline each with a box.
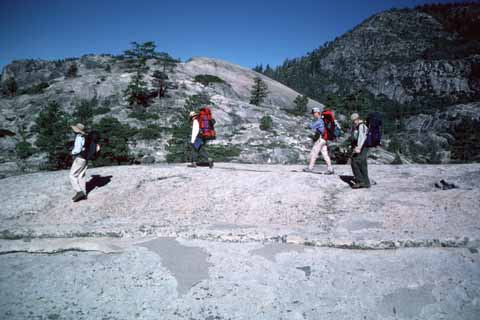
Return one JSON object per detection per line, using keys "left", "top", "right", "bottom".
{"left": 18, "top": 82, "right": 49, "bottom": 95}
{"left": 137, "top": 124, "right": 162, "bottom": 140}
{"left": 16, "top": 141, "right": 36, "bottom": 159}
{"left": 128, "top": 110, "right": 159, "bottom": 121}
{"left": 66, "top": 64, "right": 78, "bottom": 78}
{"left": 259, "top": 115, "right": 273, "bottom": 131}
{"left": 92, "top": 117, "right": 135, "bottom": 166}
{"left": 292, "top": 95, "right": 309, "bottom": 116}
{"left": 207, "top": 145, "right": 242, "bottom": 162}
{"left": 33, "top": 101, "right": 72, "bottom": 169}
{"left": 2, "top": 77, "right": 18, "bottom": 97}
{"left": 194, "top": 74, "right": 225, "bottom": 86}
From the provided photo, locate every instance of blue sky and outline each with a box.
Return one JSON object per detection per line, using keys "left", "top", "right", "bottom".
{"left": 0, "top": 0, "right": 466, "bottom": 70}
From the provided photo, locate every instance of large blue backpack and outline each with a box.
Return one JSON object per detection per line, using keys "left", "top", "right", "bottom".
{"left": 365, "top": 112, "right": 382, "bottom": 148}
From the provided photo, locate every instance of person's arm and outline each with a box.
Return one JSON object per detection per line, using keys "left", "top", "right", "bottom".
{"left": 191, "top": 119, "right": 199, "bottom": 144}
{"left": 308, "top": 119, "right": 325, "bottom": 134}
{"left": 71, "top": 135, "right": 85, "bottom": 155}
{"left": 355, "top": 123, "right": 368, "bottom": 152}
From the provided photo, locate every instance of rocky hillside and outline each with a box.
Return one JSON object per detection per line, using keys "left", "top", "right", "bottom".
{"left": 264, "top": 3, "right": 480, "bottom": 163}
{"left": 1, "top": 54, "right": 367, "bottom": 177}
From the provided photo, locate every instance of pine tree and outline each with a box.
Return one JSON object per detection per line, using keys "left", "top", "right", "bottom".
{"left": 293, "top": 95, "right": 309, "bottom": 116}
{"left": 3, "top": 77, "right": 18, "bottom": 97}
{"left": 66, "top": 63, "right": 78, "bottom": 78}
{"left": 123, "top": 41, "right": 157, "bottom": 71}
{"left": 253, "top": 64, "right": 263, "bottom": 73}
{"left": 151, "top": 70, "right": 169, "bottom": 98}
{"left": 249, "top": 77, "right": 269, "bottom": 106}
{"left": 124, "top": 71, "right": 149, "bottom": 107}
{"left": 33, "top": 101, "right": 71, "bottom": 169}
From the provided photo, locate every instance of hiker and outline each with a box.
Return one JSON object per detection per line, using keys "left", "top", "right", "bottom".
{"left": 69, "top": 124, "right": 101, "bottom": 202}
{"left": 350, "top": 113, "right": 371, "bottom": 189}
{"left": 188, "top": 110, "right": 214, "bottom": 168}
{"left": 70, "top": 123, "right": 88, "bottom": 202}
{"left": 303, "top": 107, "right": 334, "bottom": 174}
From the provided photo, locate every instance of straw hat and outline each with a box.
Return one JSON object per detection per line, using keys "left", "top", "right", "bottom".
{"left": 71, "top": 123, "right": 86, "bottom": 134}
{"left": 350, "top": 113, "right": 360, "bottom": 121}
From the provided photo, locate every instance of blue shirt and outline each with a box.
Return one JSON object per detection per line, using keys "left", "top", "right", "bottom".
{"left": 71, "top": 134, "right": 85, "bottom": 155}
{"left": 309, "top": 118, "right": 325, "bottom": 134}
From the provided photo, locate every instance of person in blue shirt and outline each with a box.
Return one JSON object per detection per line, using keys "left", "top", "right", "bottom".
{"left": 304, "top": 107, "right": 334, "bottom": 174}
{"left": 69, "top": 123, "right": 88, "bottom": 202}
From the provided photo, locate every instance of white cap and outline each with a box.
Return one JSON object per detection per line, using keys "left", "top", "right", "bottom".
{"left": 351, "top": 113, "right": 360, "bottom": 121}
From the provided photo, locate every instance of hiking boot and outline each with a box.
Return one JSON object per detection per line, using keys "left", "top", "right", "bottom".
{"left": 187, "top": 163, "right": 197, "bottom": 168}
{"left": 302, "top": 168, "right": 313, "bottom": 173}
{"left": 325, "top": 169, "right": 335, "bottom": 175}
{"left": 72, "top": 192, "right": 87, "bottom": 202}
{"left": 72, "top": 192, "right": 82, "bottom": 201}
{"left": 208, "top": 158, "right": 214, "bottom": 169}
{"left": 352, "top": 183, "right": 370, "bottom": 189}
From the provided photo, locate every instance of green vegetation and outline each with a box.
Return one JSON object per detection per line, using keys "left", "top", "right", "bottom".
{"left": 72, "top": 98, "right": 111, "bottom": 124}
{"left": 259, "top": 115, "right": 273, "bottom": 131}
{"left": 166, "top": 94, "right": 211, "bottom": 162}
{"left": 2, "top": 77, "right": 18, "bottom": 97}
{"left": 292, "top": 95, "right": 309, "bottom": 116}
{"left": 194, "top": 74, "right": 225, "bottom": 86}
{"left": 18, "top": 82, "right": 49, "bottom": 95}
{"left": 151, "top": 70, "right": 168, "bottom": 98}
{"left": 92, "top": 117, "right": 135, "bottom": 166}
{"left": 66, "top": 63, "right": 78, "bottom": 78}
{"left": 250, "top": 77, "right": 269, "bottom": 106}
{"left": 206, "top": 144, "right": 242, "bottom": 162}
{"left": 128, "top": 109, "right": 159, "bottom": 121}
{"left": 137, "top": 124, "right": 162, "bottom": 140}
{"left": 32, "top": 101, "right": 72, "bottom": 169}
{"left": 124, "top": 71, "right": 150, "bottom": 107}
{"left": 451, "top": 118, "right": 480, "bottom": 162}
{"left": 123, "top": 41, "right": 157, "bottom": 71}
{"left": 15, "top": 141, "right": 36, "bottom": 159}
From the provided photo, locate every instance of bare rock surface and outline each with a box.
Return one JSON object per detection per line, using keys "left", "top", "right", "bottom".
{"left": 0, "top": 163, "right": 479, "bottom": 319}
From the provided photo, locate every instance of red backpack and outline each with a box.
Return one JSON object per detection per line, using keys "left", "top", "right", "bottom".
{"left": 198, "top": 107, "right": 216, "bottom": 140}
{"left": 321, "top": 109, "right": 336, "bottom": 141}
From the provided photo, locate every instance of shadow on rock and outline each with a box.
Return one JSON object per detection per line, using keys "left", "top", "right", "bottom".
{"left": 86, "top": 175, "right": 113, "bottom": 194}
{"left": 339, "top": 175, "right": 356, "bottom": 187}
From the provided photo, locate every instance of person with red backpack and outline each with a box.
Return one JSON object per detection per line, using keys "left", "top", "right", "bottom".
{"left": 303, "top": 107, "right": 334, "bottom": 174}
{"left": 188, "top": 108, "right": 215, "bottom": 168}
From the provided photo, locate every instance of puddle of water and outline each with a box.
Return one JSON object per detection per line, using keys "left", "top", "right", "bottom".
{"left": 251, "top": 243, "right": 305, "bottom": 262}
{"left": 379, "top": 285, "right": 436, "bottom": 318}
{"left": 137, "top": 238, "right": 211, "bottom": 295}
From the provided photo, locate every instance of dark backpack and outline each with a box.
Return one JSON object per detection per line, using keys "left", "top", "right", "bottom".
{"left": 321, "top": 109, "right": 341, "bottom": 141}
{"left": 198, "top": 107, "right": 216, "bottom": 140}
{"left": 365, "top": 112, "right": 382, "bottom": 148}
{"left": 81, "top": 131, "right": 100, "bottom": 160}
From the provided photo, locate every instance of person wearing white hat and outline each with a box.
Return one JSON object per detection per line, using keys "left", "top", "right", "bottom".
{"left": 188, "top": 111, "right": 213, "bottom": 168}
{"left": 303, "top": 107, "right": 334, "bottom": 174}
{"left": 70, "top": 123, "right": 88, "bottom": 202}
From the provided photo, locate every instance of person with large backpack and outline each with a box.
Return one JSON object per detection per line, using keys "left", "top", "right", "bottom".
{"left": 349, "top": 113, "right": 376, "bottom": 189}
{"left": 188, "top": 107, "right": 215, "bottom": 168}
{"left": 69, "top": 124, "right": 101, "bottom": 202}
{"left": 303, "top": 107, "right": 335, "bottom": 174}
